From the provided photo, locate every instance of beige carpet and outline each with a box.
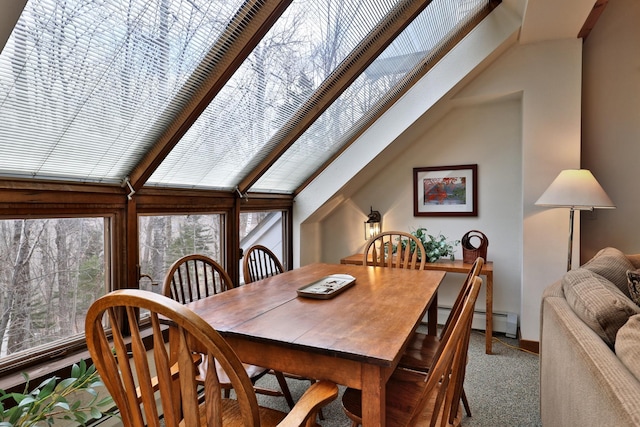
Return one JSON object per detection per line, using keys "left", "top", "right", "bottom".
{"left": 253, "top": 330, "right": 541, "bottom": 426}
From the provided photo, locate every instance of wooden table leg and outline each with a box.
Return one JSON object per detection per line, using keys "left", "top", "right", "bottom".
{"left": 427, "top": 292, "right": 438, "bottom": 336}
{"left": 361, "top": 364, "right": 386, "bottom": 427}
{"left": 485, "top": 272, "right": 493, "bottom": 354}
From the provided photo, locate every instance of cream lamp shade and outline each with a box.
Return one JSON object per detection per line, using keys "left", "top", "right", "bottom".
{"left": 535, "top": 169, "right": 615, "bottom": 271}
{"left": 535, "top": 169, "right": 615, "bottom": 210}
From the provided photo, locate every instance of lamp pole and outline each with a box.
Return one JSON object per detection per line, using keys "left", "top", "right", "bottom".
{"left": 567, "top": 207, "right": 575, "bottom": 271}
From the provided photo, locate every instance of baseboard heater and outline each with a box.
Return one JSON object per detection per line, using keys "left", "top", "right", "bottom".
{"left": 429, "top": 306, "right": 518, "bottom": 338}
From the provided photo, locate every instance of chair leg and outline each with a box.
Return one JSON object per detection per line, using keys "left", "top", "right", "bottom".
{"left": 309, "top": 379, "right": 325, "bottom": 420}
{"left": 274, "top": 371, "right": 295, "bottom": 409}
{"left": 462, "top": 388, "right": 472, "bottom": 417}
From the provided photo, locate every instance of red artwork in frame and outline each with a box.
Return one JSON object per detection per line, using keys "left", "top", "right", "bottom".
{"left": 413, "top": 164, "right": 478, "bottom": 217}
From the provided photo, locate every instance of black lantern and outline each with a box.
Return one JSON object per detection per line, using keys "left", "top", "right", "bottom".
{"left": 364, "top": 207, "right": 381, "bottom": 240}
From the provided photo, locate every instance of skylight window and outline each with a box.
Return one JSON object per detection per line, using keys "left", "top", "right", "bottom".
{"left": 0, "top": 0, "right": 244, "bottom": 183}
{"left": 253, "top": 0, "right": 491, "bottom": 193}
{"left": 146, "top": 0, "right": 401, "bottom": 190}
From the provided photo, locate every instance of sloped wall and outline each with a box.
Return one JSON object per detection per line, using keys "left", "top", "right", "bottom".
{"left": 321, "top": 97, "right": 523, "bottom": 320}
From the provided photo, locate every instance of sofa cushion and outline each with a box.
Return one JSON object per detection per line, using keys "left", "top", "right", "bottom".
{"left": 616, "top": 314, "right": 640, "bottom": 380}
{"left": 582, "top": 247, "right": 635, "bottom": 298}
{"left": 562, "top": 268, "right": 640, "bottom": 347}
{"left": 627, "top": 269, "right": 640, "bottom": 306}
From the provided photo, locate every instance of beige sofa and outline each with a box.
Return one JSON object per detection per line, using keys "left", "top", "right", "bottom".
{"left": 541, "top": 248, "right": 640, "bottom": 426}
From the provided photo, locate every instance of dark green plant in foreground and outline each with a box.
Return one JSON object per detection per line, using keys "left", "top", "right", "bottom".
{"left": 0, "top": 360, "right": 115, "bottom": 426}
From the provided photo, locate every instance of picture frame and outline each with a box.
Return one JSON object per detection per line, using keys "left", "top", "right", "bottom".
{"left": 413, "top": 164, "right": 477, "bottom": 217}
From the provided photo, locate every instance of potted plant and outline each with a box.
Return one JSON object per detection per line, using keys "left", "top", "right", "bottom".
{"left": 409, "top": 227, "right": 460, "bottom": 263}
{"left": 0, "top": 359, "right": 115, "bottom": 426}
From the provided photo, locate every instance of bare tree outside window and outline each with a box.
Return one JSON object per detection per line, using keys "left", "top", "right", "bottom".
{"left": 0, "top": 218, "right": 105, "bottom": 359}
{"left": 138, "top": 214, "right": 223, "bottom": 291}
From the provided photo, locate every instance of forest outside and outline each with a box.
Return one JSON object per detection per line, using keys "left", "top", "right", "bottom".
{"left": 0, "top": 218, "right": 105, "bottom": 359}
{"left": 0, "top": 211, "right": 280, "bottom": 365}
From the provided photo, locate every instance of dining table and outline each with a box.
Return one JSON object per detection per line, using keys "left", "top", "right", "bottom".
{"left": 173, "top": 262, "right": 446, "bottom": 426}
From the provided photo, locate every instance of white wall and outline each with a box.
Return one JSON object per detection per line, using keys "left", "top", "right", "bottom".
{"left": 322, "top": 97, "right": 523, "bottom": 320}
{"left": 456, "top": 39, "right": 583, "bottom": 341}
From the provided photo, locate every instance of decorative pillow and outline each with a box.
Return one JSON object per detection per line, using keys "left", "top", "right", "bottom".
{"left": 582, "top": 247, "right": 635, "bottom": 298}
{"left": 615, "top": 314, "right": 640, "bottom": 380}
{"left": 562, "top": 268, "right": 640, "bottom": 347}
{"left": 626, "top": 269, "right": 640, "bottom": 306}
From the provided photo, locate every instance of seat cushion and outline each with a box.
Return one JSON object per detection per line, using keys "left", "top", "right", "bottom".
{"left": 399, "top": 332, "right": 440, "bottom": 371}
{"left": 562, "top": 268, "right": 640, "bottom": 347}
{"left": 615, "top": 314, "right": 640, "bottom": 381}
{"left": 582, "top": 247, "right": 635, "bottom": 297}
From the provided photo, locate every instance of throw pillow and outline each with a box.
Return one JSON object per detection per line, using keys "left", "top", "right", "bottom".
{"left": 615, "top": 314, "right": 640, "bottom": 380}
{"left": 582, "top": 247, "right": 635, "bottom": 298}
{"left": 626, "top": 269, "right": 640, "bottom": 306}
{"left": 562, "top": 268, "right": 640, "bottom": 347}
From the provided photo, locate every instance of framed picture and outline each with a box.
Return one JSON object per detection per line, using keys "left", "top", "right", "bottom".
{"left": 413, "top": 164, "right": 477, "bottom": 216}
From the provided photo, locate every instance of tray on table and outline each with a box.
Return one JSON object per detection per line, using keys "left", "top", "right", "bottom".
{"left": 297, "top": 274, "right": 356, "bottom": 299}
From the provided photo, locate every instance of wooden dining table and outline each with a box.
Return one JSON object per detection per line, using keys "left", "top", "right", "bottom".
{"left": 340, "top": 254, "right": 495, "bottom": 354}
{"left": 175, "top": 262, "right": 445, "bottom": 426}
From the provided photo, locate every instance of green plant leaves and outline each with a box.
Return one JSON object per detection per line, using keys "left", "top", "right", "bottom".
{"left": 0, "top": 360, "right": 114, "bottom": 426}
{"left": 409, "top": 227, "right": 460, "bottom": 262}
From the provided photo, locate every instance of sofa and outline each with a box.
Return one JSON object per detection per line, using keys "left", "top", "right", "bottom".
{"left": 540, "top": 247, "right": 640, "bottom": 426}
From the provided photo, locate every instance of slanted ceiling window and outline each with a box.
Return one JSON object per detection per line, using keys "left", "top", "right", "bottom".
{"left": 0, "top": 0, "right": 495, "bottom": 192}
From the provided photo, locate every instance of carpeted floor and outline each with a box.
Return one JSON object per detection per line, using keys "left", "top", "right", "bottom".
{"left": 253, "top": 329, "right": 542, "bottom": 426}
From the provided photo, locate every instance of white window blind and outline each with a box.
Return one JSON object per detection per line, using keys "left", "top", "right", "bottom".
{"left": 0, "top": 0, "right": 244, "bottom": 183}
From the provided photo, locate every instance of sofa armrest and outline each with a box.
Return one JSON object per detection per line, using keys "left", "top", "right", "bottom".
{"left": 541, "top": 294, "right": 640, "bottom": 426}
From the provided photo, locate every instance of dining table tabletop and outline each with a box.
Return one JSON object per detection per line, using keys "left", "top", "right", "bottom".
{"left": 177, "top": 262, "right": 446, "bottom": 426}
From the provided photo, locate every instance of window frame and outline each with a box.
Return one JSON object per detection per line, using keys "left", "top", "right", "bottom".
{"left": 0, "top": 181, "right": 293, "bottom": 381}
{"left": 0, "top": 217, "right": 117, "bottom": 375}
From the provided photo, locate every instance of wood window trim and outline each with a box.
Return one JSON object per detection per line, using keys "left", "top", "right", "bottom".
{"left": 0, "top": 323, "right": 164, "bottom": 395}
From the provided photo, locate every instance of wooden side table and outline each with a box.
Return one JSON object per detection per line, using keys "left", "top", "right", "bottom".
{"left": 340, "top": 254, "right": 495, "bottom": 354}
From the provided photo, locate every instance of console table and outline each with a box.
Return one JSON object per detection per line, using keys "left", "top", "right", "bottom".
{"left": 340, "top": 254, "right": 495, "bottom": 354}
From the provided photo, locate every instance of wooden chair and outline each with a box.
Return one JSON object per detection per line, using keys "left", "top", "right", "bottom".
{"left": 85, "top": 289, "right": 338, "bottom": 427}
{"left": 163, "top": 254, "right": 295, "bottom": 409}
{"left": 341, "top": 276, "right": 483, "bottom": 427}
{"left": 399, "top": 257, "right": 485, "bottom": 417}
{"left": 363, "top": 231, "right": 426, "bottom": 270}
{"left": 243, "top": 245, "right": 285, "bottom": 284}
{"left": 163, "top": 253, "right": 235, "bottom": 303}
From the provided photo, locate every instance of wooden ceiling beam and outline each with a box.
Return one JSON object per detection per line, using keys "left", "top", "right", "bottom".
{"left": 127, "top": 0, "right": 293, "bottom": 191}
{"left": 578, "top": 0, "right": 608, "bottom": 40}
{"left": 236, "top": 0, "right": 436, "bottom": 194}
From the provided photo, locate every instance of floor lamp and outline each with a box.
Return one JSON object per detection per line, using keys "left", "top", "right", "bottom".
{"left": 535, "top": 169, "right": 615, "bottom": 271}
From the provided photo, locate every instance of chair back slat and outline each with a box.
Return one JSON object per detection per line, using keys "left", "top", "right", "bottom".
{"left": 163, "top": 254, "right": 235, "bottom": 304}
{"left": 363, "top": 231, "right": 426, "bottom": 270}
{"left": 150, "top": 314, "right": 180, "bottom": 427}
{"left": 243, "top": 245, "right": 284, "bottom": 284}
{"left": 126, "top": 306, "right": 161, "bottom": 426}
